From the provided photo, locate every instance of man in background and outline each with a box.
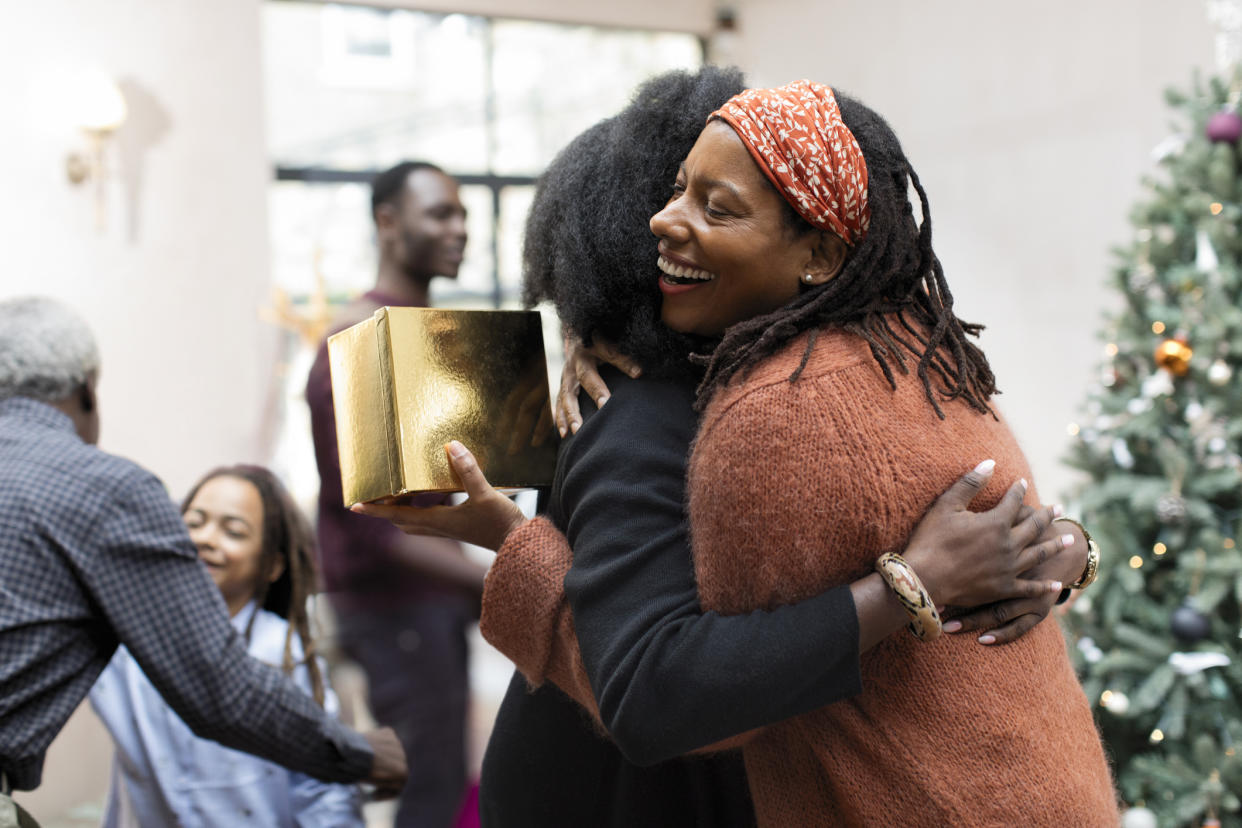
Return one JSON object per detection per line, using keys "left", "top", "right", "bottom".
{"left": 307, "top": 161, "right": 484, "bottom": 828}
{"left": 0, "top": 296, "right": 406, "bottom": 824}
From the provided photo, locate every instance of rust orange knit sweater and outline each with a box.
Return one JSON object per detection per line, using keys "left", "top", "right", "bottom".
{"left": 481, "top": 326, "right": 1119, "bottom": 826}
{"left": 687, "top": 328, "right": 1117, "bottom": 826}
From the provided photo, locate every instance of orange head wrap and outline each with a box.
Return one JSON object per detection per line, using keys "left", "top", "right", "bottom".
{"left": 710, "top": 80, "right": 870, "bottom": 246}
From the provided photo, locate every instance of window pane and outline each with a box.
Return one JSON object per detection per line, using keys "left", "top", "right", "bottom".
{"left": 490, "top": 22, "right": 702, "bottom": 175}
{"left": 498, "top": 186, "right": 535, "bottom": 303}
{"left": 263, "top": 4, "right": 489, "bottom": 172}
{"left": 268, "top": 180, "right": 375, "bottom": 298}
{"left": 263, "top": 2, "right": 701, "bottom": 301}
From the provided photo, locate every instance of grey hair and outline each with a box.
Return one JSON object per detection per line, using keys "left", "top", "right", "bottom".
{"left": 0, "top": 296, "right": 100, "bottom": 403}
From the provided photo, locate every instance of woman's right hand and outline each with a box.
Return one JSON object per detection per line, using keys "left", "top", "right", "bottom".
{"left": 899, "top": 461, "right": 1068, "bottom": 621}
{"left": 555, "top": 334, "right": 642, "bottom": 436}
{"left": 351, "top": 441, "right": 527, "bottom": 551}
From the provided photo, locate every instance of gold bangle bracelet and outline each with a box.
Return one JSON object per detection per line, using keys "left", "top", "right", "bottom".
{"left": 1053, "top": 516, "right": 1100, "bottom": 590}
{"left": 875, "top": 552, "right": 942, "bottom": 642}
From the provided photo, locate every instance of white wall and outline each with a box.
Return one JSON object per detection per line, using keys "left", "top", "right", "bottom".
{"left": 0, "top": 0, "right": 277, "bottom": 501}
{"left": 0, "top": 0, "right": 275, "bottom": 818}
{"left": 727, "top": 0, "right": 1216, "bottom": 502}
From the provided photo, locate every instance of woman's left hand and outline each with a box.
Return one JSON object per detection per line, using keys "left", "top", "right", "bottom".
{"left": 555, "top": 334, "right": 642, "bottom": 436}
{"left": 942, "top": 512, "right": 1089, "bottom": 645}
{"left": 350, "top": 441, "right": 527, "bottom": 551}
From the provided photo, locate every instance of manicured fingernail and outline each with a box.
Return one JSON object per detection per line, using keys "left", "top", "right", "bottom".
{"left": 447, "top": 440, "right": 467, "bottom": 458}
{"left": 978, "top": 634, "right": 996, "bottom": 644}
{"left": 350, "top": 503, "right": 363, "bottom": 512}
{"left": 1019, "top": 478, "right": 1028, "bottom": 491}
{"left": 973, "top": 459, "right": 995, "bottom": 474}
{"left": 1052, "top": 504, "right": 1064, "bottom": 518}
{"left": 942, "top": 620, "right": 962, "bottom": 633}
{"left": 558, "top": 426, "right": 567, "bottom": 438}
{"left": 570, "top": 420, "right": 581, "bottom": 434}
{"left": 597, "top": 395, "right": 610, "bottom": 407}
{"left": 1061, "top": 534, "right": 1075, "bottom": 548}
{"left": 1050, "top": 580, "right": 1063, "bottom": 593}
{"left": 628, "top": 366, "right": 642, "bottom": 378}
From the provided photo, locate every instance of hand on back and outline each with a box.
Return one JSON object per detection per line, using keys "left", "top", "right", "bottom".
{"left": 554, "top": 334, "right": 640, "bottom": 436}
{"left": 901, "top": 461, "right": 1075, "bottom": 645}
{"left": 363, "top": 727, "right": 407, "bottom": 800}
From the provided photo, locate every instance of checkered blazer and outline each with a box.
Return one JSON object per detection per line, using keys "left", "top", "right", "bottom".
{"left": 0, "top": 397, "right": 371, "bottom": 791}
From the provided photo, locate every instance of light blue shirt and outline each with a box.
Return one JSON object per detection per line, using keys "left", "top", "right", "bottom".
{"left": 89, "top": 602, "right": 364, "bottom": 827}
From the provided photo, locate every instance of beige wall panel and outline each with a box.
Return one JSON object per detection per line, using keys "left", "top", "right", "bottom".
{"left": 728, "top": 0, "right": 1216, "bottom": 500}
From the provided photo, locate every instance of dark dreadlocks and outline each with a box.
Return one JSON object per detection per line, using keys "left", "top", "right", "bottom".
{"left": 181, "top": 465, "right": 327, "bottom": 706}
{"left": 692, "top": 92, "right": 997, "bottom": 418}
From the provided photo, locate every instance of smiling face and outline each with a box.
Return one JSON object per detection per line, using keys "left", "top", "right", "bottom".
{"left": 380, "top": 168, "right": 468, "bottom": 283}
{"left": 182, "top": 475, "right": 281, "bottom": 617}
{"left": 649, "top": 120, "right": 844, "bottom": 338}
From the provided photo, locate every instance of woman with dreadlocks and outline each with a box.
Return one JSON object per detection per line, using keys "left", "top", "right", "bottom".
{"left": 638, "top": 80, "right": 1116, "bottom": 824}
{"left": 90, "top": 465, "right": 363, "bottom": 827}
{"left": 356, "top": 69, "right": 1111, "bottom": 826}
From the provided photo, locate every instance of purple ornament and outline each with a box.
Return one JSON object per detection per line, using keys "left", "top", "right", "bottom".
{"left": 1206, "top": 110, "right": 1242, "bottom": 143}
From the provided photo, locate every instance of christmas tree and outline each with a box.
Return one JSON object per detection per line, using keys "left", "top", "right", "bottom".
{"left": 1065, "top": 19, "right": 1242, "bottom": 827}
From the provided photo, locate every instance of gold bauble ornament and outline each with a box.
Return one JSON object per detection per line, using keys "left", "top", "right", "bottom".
{"left": 1154, "top": 338, "right": 1193, "bottom": 377}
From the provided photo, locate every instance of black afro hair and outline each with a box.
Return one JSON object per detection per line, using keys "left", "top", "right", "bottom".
{"left": 521, "top": 66, "right": 746, "bottom": 379}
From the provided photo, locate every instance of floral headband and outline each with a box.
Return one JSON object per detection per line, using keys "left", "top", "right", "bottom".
{"left": 710, "top": 80, "right": 870, "bottom": 245}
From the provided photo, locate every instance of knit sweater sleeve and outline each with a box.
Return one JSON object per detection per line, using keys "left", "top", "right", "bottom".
{"left": 553, "top": 373, "right": 863, "bottom": 767}
{"left": 478, "top": 516, "right": 600, "bottom": 721}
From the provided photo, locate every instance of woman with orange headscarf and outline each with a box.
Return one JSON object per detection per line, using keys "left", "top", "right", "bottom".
{"left": 653, "top": 80, "right": 1116, "bottom": 823}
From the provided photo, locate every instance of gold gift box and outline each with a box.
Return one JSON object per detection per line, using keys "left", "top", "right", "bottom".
{"left": 327, "top": 307, "right": 560, "bottom": 505}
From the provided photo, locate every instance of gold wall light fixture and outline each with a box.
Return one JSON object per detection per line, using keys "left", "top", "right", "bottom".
{"left": 65, "top": 72, "right": 128, "bottom": 231}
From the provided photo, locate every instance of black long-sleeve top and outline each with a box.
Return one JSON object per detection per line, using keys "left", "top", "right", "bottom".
{"left": 479, "top": 370, "right": 863, "bottom": 826}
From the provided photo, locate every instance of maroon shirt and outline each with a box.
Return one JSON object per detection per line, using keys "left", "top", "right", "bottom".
{"left": 306, "top": 289, "right": 457, "bottom": 611}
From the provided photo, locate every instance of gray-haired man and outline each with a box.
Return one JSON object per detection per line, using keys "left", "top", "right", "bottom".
{"left": 0, "top": 297, "right": 406, "bottom": 822}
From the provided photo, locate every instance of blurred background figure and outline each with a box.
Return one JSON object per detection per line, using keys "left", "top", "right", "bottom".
{"left": 0, "top": 297, "right": 405, "bottom": 825}
{"left": 305, "top": 161, "right": 481, "bottom": 828}
{"left": 89, "top": 464, "right": 364, "bottom": 826}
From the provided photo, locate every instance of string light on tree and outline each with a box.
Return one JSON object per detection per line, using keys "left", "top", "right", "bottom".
{"left": 1101, "top": 689, "right": 1131, "bottom": 715}
{"left": 1208, "top": 358, "right": 1233, "bottom": 385}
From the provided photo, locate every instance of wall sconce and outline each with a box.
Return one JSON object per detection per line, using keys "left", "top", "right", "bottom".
{"left": 65, "top": 73, "right": 128, "bottom": 231}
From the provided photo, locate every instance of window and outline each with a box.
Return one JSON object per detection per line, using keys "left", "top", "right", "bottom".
{"left": 259, "top": 2, "right": 702, "bottom": 502}
{"left": 263, "top": 2, "right": 703, "bottom": 307}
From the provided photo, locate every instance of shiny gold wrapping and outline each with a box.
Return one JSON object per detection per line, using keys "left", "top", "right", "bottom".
{"left": 327, "top": 307, "right": 560, "bottom": 504}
